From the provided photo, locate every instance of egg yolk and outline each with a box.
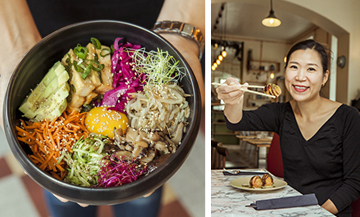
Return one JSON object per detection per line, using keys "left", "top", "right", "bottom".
{"left": 85, "top": 107, "right": 128, "bottom": 139}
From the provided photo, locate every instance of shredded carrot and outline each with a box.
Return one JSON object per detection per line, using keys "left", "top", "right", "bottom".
{"left": 16, "top": 109, "right": 89, "bottom": 180}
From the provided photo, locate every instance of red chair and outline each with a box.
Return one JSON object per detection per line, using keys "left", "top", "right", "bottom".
{"left": 266, "top": 133, "right": 284, "bottom": 178}
{"left": 351, "top": 198, "right": 360, "bottom": 217}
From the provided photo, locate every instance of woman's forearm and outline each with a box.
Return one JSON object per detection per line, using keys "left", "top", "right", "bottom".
{"left": 224, "top": 100, "right": 244, "bottom": 124}
{"left": 0, "top": 0, "right": 41, "bottom": 129}
{"left": 155, "top": 0, "right": 205, "bottom": 107}
{"left": 156, "top": 0, "right": 205, "bottom": 34}
{"left": 0, "top": 0, "right": 41, "bottom": 62}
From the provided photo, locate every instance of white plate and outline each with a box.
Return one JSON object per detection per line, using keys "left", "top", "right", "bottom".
{"left": 230, "top": 176, "right": 287, "bottom": 192}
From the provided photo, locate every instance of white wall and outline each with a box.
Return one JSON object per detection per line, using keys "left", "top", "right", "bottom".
{"left": 284, "top": 0, "right": 360, "bottom": 103}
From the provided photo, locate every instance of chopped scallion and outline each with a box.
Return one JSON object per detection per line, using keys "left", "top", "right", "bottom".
{"left": 74, "top": 44, "right": 88, "bottom": 59}
{"left": 91, "top": 37, "right": 101, "bottom": 49}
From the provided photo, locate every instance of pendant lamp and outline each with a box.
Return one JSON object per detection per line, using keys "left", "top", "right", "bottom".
{"left": 262, "top": 0, "right": 281, "bottom": 27}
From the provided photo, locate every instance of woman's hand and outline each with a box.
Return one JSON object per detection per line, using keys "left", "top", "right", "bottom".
{"left": 0, "top": 0, "right": 41, "bottom": 130}
{"left": 321, "top": 199, "right": 338, "bottom": 214}
{"left": 216, "top": 77, "right": 247, "bottom": 105}
{"left": 52, "top": 190, "right": 155, "bottom": 207}
{"left": 53, "top": 195, "right": 90, "bottom": 207}
{"left": 216, "top": 77, "right": 247, "bottom": 124}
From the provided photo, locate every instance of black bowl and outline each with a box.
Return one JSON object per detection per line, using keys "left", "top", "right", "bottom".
{"left": 3, "top": 20, "right": 201, "bottom": 205}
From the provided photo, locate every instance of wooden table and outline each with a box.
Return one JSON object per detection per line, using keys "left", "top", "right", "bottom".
{"left": 236, "top": 135, "right": 272, "bottom": 168}
{"left": 211, "top": 169, "right": 334, "bottom": 216}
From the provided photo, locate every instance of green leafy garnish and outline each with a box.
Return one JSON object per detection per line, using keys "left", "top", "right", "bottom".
{"left": 132, "top": 48, "right": 186, "bottom": 85}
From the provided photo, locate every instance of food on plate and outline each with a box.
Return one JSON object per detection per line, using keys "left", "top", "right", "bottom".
{"left": 249, "top": 175, "right": 263, "bottom": 188}
{"left": 249, "top": 173, "right": 274, "bottom": 188}
{"left": 261, "top": 173, "right": 274, "bottom": 186}
{"left": 16, "top": 37, "right": 190, "bottom": 188}
{"left": 264, "top": 83, "right": 281, "bottom": 97}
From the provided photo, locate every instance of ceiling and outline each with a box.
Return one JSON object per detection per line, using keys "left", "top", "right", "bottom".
{"left": 211, "top": 0, "right": 316, "bottom": 43}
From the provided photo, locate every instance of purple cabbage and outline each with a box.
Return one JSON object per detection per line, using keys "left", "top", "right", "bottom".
{"left": 100, "top": 37, "right": 146, "bottom": 113}
{"left": 96, "top": 155, "right": 147, "bottom": 188}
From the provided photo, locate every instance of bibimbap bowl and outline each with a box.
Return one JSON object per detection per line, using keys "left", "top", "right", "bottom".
{"left": 3, "top": 20, "right": 201, "bottom": 205}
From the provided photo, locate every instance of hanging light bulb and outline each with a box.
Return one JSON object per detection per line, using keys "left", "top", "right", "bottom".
{"left": 262, "top": 0, "right": 281, "bottom": 27}
{"left": 213, "top": 62, "right": 218, "bottom": 68}
{"left": 270, "top": 72, "right": 275, "bottom": 79}
{"left": 222, "top": 50, "right": 227, "bottom": 57}
{"left": 213, "top": 43, "right": 218, "bottom": 50}
{"left": 218, "top": 55, "right": 223, "bottom": 61}
{"left": 216, "top": 59, "right": 221, "bottom": 65}
{"left": 212, "top": 65, "right": 216, "bottom": 71}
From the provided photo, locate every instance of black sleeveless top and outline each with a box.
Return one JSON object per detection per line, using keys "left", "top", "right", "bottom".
{"left": 226, "top": 102, "right": 360, "bottom": 217}
{"left": 26, "top": 0, "right": 164, "bottom": 37}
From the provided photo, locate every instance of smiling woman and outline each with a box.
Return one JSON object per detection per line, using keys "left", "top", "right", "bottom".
{"left": 216, "top": 39, "right": 360, "bottom": 217}
{"left": 284, "top": 40, "right": 329, "bottom": 103}
{"left": 283, "top": 40, "right": 341, "bottom": 142}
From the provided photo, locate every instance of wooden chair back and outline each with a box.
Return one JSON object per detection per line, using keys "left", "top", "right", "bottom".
{"left": 211, "top": 139, "right": 228, "bottom": 169}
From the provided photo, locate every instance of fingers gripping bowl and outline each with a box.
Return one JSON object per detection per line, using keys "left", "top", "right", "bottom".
{"left": 3, "top": 20, "right": 201, "bottom": 205}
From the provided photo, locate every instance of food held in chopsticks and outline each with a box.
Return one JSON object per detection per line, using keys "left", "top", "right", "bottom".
{"left": 264, "top": 83, "right": 281, "bottom": 98}
{"left": 249, "top": 173, "right": 274, "bottom": 188}
{"left": 211, "top": 82, "right": 280, "bottom": 99}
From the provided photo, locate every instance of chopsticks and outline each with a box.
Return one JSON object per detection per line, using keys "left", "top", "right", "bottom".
{"left": 212, "top": 82, "right": 275, "bottom": 99}
{"left": 212, "top": 82, "right": 264, "bottom": 89}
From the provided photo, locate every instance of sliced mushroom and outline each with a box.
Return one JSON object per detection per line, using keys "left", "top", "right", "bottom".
{"left": 139, "top": 131, "right": 148, "bottom": 140}
{"left": 154, "top": 141, "right": 169, "bottom": 154}
{"left": 113, "top": 127, "right": 125, "bottom": 144}
{"left": 135, "top": 141, "right": 149, "bottom": 148}
{"left": 132, "top": 145, "right": 143, "bottom": 158}
{"left": 125, "top": 144, "right": 133, "bottom": 151}
{"left": 171, "top": 122, "right": 184, "bottom": 145}
{"left": 115, "top": 151, "right": 132, "bottom": 159}
{"left": 169, "top": 143, "right": 177, "bottom": 154}
{"left": 149, "top": 132, "right": 160, "bottom": 142}
{"left": 139, "top": 149, "right": 157, "bottom": 164}
{"left": 126, "top": 127, "right": 138, "bottom": 142}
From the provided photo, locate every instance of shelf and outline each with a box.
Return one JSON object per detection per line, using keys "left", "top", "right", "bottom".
{"left": 248, "top": 69, "right": 278, "bottom": 73}
{"left": 212, "top": 133, "right": 238, "bottom": 136}
{"left": 248, "top": 98, "right": 272, "bottom": 101}
{"left": 248, "top": 60, "right": 280, "bottom": 73}
{"left": 245, "top": 80, "right": 267, "bottom": 84}
{"left": 252, "top": 59, "right": 279, "bottom": 64}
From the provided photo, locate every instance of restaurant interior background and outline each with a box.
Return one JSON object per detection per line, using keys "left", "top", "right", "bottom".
{"left": 210, "top": 0, "right": 360, "bottom": 170}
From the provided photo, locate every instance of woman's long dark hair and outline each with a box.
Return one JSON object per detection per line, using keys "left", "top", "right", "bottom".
{"left": 284, "top": 39, "right": 329, "bottom": 74}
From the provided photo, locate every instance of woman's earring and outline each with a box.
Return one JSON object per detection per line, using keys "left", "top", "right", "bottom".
{"left": 322, "top": 83, "right": 325, "bottom": 87}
